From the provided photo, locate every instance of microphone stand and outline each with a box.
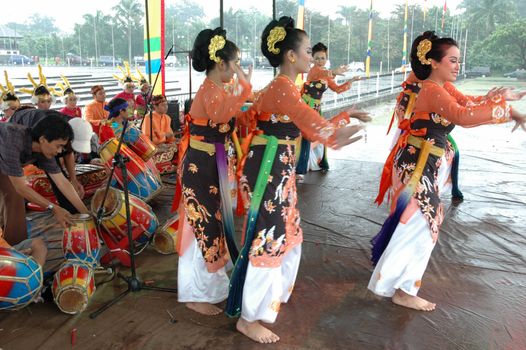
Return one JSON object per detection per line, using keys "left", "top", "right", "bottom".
{"left": 90, "top": 117, "right": 177, "bottom": 319}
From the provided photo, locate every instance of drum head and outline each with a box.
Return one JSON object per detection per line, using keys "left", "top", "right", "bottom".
{"left": 72, "top": 213, "right": 92, "bottom": 222}
{"left": 92, "top": 188, "right": 119, "bottom": 217}
{"left": 56, "top": 287, "right": 88, "bottom": 314}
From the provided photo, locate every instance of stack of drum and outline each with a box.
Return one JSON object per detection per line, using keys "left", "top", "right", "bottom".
{"left": 94, "top": 126, "right": 163, "bottom": 266}
{"left": 52, "top": 213, "right": 100, "bottom": 314}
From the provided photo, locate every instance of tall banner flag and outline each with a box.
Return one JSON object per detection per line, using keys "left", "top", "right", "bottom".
{"left": 144, "top": 0, "right": 165, "bottom": 95}
{"left": 402, "top": 0, "right": 408, "bottom": 69}
{"left": 295, "top": 0, "right": 305, "bottom": 86}
{"left": 441, "top": 0, "right": 447, "bottom": 31}
{"left": 365, "top": 0, "right": 373, "bottom": 78}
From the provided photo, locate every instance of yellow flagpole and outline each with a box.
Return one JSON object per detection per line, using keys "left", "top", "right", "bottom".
{"left": 402, "top": 0, "right": 408, "bottom": 71}
{"left": 365, "top": 0, "right": 373, "bottom": 78}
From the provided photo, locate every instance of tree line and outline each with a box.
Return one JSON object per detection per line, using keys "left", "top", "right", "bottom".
{"left": 5, "top": 0, "right": 526, "bottom": 72}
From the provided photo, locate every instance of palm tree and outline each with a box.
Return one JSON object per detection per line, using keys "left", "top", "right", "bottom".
{"left": 460, "top": 0, "right": 517, "bottom": 39}
{"left": 113, "top": 0, "right": 144, "bottom": 63}
{"left": 337, "top": 5, "right": 356, "bottom": 26}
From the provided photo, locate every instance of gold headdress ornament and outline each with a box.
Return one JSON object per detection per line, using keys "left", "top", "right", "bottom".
{"left": 209, "top": 35, "right": 226, "bottom": 64}
{"left": 0, "top": 71, "right": 19, "bottom": 101}
{"left": 19, "top": 64, "right": 57, "bottom": 97}
{"left": 0, "top": 71, "right": 20, "bottom": 110}
{"left": 134, "top": 67, "right": 148, "bottom": 85}
{"left": 113, "top": 61, "right": 137, "bottom": 85}
{"left": 417, "top": 39, "right": 432, "bottom": 65}
{"left": 55, "top": 75, "right": 75, "bottom": 97}
{"left": 267, "top": 26, "right": 286, "bottom": 55}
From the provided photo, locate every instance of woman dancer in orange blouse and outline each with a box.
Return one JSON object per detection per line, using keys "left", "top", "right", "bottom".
{"left": 175, "top": 28, "right": 253, "bottom": 316}
{"left": 369, "top": 31, "right": 526, "bottom": 311}
{"left": 296, "top": 42, "right": 361, "bottom": 176}
{"left": 226, "top": 17, "right": 370, "bottom": 343}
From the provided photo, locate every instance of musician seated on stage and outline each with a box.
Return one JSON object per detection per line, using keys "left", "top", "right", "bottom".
{"left": 141, "top": 94, "right": 176, "bottom": 145}
{"left": 98, "top": 98, "right": 130, "bottom": 144}
{"left": 0, "top": 114, "right": 88, "bottom": 248}
{"left": 0, "top": 228, "right": 47, "bottom": 267}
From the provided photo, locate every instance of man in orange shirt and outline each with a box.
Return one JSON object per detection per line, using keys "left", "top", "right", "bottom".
{"left": 141, "top": 94, "right": 175, "bottom": 145}
{"left": 84, "top": 85, "right": 109, "bottom": 135}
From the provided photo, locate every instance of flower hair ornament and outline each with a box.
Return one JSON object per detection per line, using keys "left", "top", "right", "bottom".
{"left": 113, "top": 61, "right": 137, "bottom": 85}
{"left": 209, "top": 34, "right": 226, "bottom": 64}
{"left": 267, "top": 26, "right": 286, "bottom": 54}
{"left": 417, "top": 39, "right": 432, "bottom": 65}
{"left": 19, "top": 64, "right": 57, "bottom": 103}
{"left": 0, "top": 70, "right": 20, "bottom": 109}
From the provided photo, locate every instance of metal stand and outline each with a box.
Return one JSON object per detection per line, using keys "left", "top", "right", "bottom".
{"left": 90, "top": 118, "right": 176, "bottom": 319}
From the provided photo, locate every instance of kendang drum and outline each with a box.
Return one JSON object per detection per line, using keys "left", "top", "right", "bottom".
{"left": 91, "top": 187, "right": 159, "bottom": 266}
{"left": 99, "top": 138, "right": 162, "bottom": 202}
{"left": 122, "top": 126, "right": 157, "bottom": 162}
{"left": 25, "top": 163, "right": 109, "bottom": 212}
{"left": 0, "top": 247, "right": 43, "bottom": 310}
{"left": 153, "top": 213, "right": 179, "bottom": 255}
{"left": 62, "top": 214, "right": 101, "bottom": 267}
{"left": 152, "top": 142, "right": 178, "bottom": 175}
{"left": 52, "top": 261, "right": 95, "bottom": 314}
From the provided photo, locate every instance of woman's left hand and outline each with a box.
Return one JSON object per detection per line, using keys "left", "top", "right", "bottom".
{"left": 502, "top": 88, "right": 526, "bottom": 101}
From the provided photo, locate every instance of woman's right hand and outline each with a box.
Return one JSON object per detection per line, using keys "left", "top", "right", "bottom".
{"left": 232, "top": 62, "right": 252, "bottom": 83}
{"left": 52, "top": 206, "right": 74, "bottom": 228}
{"left": 345, "top": 108, "right": 372, "bottom": 123}
{"left": 334, "top": 124, "right": 365, "bottom": 149}
{"left": 332, "top": 65, "right": 350, "bottom": 76}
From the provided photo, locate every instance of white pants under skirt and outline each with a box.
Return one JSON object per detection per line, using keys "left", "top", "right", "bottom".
{"left": 308, "top": 144, "right": 324, "bottom": 171}
{"left": 368, "top": 210, "right": 436, "bottom": 297}
{"left": 241, "top": 245, "right": 302, "bottom": 323}
{"left": 177, "top": 237, "right": 229, "bottom": 303}
{"left": 369, "top": 152, "right": 451, "bottom": 297}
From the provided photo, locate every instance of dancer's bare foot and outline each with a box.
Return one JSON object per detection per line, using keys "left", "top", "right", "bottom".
{"left": 392, "top": 289, "right": 436, "bottom": 311}
{"left": 236, "top": 317, "right": 280, "bottom": 344}
{"left": 185, "top": 302, "right": 222, "bottom": 315}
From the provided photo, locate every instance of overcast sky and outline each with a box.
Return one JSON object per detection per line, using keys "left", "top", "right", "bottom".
{"left": 1, "top": 0, "right": 462, "bottom": 33}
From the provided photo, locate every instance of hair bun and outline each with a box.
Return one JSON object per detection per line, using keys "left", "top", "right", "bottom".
{"left": 277, "top": 16, "right": 295, "bottom": 29}
{"left": 421, "top": 30, "right": 438, "bottom": 41}
{"left": 211, "top": 27, "right": 226, "bottom": 39}
{"left": 191, "top": 27, "right": 230, "bottom": 72}
{"left": 191, "top": 29, "right": 213, "bottom": 72}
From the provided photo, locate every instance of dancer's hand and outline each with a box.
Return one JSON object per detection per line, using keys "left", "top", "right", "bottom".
{"left": 332, "top": 65, "right": 350, "bottom": 76}
{"left": 345, "top": 108, "right": 372, "bottom": 123}
{"left": 232, "top": 62, "right": 252, "bottom": 84}
{"left": 511, "top": 112, "right": 526, "bottom": 133}
{"left": 348, "top": 76, "right": 362, "bottom": 83}
{"left": 334, "top": 124, "right": 365, "bottom": 149}
{"left": 501, "top": 88, "right": 526, "bottom": 101}
{"left": 486, "top": 87, "right": 505, "bottom": 99}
